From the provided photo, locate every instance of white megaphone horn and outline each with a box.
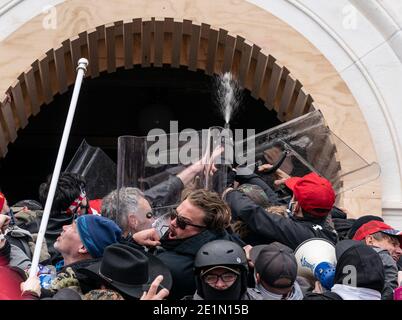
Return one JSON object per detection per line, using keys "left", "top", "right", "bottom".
{"left": 294, "top": 238, "right": 337, "bottom": 290}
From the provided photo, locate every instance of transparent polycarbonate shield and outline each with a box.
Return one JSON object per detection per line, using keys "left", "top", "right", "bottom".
{"left": 117, "top": 136, "right": 147, "bottom": 190}
{"left": 197, "top": 126, "right": 231, "bottom": 195}
{"left": 117, "top": 127, "right": 229, "bottom": 218}
{"left": 323, "top": 133, "right": 381, "bottom": 193}
{"left": 234, "top": 110, "right": 380, "bottom": 194}
{"left": 65, "top": 140, "right": 117, "bottom": 200}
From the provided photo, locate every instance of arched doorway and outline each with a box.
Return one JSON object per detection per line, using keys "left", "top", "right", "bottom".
{"left": 0, "top": 18, "right": 316, "bottom": 158}
{"left": 0, "top": 66, "right": 283, "bottom": 202}
{"left": 0, "top": 0, "right": 381, "bottom": 215}
{"left": 0, "top": 18, "right": 321, "bottom": 203}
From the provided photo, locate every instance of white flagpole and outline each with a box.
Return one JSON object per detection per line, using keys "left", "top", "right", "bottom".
{"left": 29, "top": 58, "right": 89, "bottom": 278}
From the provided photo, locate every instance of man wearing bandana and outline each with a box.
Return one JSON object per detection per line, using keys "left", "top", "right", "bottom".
{"left": 18, "top": 173, "right": 95, "bottom": 265}
{"left": 184, "top": 240, "right": 262, "bottom": 300}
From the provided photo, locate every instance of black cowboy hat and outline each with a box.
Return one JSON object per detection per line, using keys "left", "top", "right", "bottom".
{"left": 78, "top": 243, "right": 172, "bottom": 299}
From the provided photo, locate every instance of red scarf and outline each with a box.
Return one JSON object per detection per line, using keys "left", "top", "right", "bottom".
{"left": 65, "top": 190, "right": 93, "bottom": 215}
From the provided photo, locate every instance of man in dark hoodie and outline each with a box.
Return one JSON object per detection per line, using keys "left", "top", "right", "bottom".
{"left": 133, "top": 189, "right": 243, "bottom": 299}
{"left": 225, "top": 172, "right": 338, "bottom": 250}
{"left": 17, "top": 173, "right": 93, "bottom": 265}
{"left": 304, "top": 240, "right": 385, "bottom": 300}
{"left": 100, "top": 158, "right": 214, "bottom": 245}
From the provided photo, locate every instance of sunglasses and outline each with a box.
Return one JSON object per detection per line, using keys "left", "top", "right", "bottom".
{"left": 170, "top": 209, "right": 206, "bottom": 230}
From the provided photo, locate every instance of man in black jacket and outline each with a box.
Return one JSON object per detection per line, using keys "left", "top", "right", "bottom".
{"left": 350, "top": 219, "right": 401, "bottom": 299}
{"left": 133, "top": 189, "right": 243, "bottom": 300}
{"left": 101, "top": 159, "right": 208, "bottom": 244}
{"left": 224, "top": 172, "right": 338, "bottom": 250}
{"left": 17, "top": 173, "right": 93, "bottom": 265}
{"left": 304, "top": 240, "right": 385, "bottom": 300}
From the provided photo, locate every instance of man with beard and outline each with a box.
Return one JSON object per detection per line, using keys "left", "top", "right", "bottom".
{"left": 304, "top": 240, "right": 385, "bottom": 300}
{"left": 133, "top": 189, "right": 243, "bottom": 299}
{"left": 183, "top": 240, "right": 262, "bottom": 300}
{"left": 101, "top": 155, "right": 223, "bottom": 246}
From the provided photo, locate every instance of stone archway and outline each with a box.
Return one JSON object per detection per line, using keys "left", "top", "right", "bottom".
{"left": 0, "top": 0, "right": 381, "bottom": 215}
{"left": 0, "top": 18, "right": 316, "bottom": 159}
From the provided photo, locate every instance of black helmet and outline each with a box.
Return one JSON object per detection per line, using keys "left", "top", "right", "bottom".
{"left": 194, "top": 240, "right": 249, "bottom": 299}
{"left": 194, "top": 240, "right": 248, "bottom": 272}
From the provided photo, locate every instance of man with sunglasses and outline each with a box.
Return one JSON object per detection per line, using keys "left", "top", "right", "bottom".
{"left": 100, "top": 155, "right": 218, "bottom": 246}
{"left": 133, "top": 189, "right": 244, "bottom": 300}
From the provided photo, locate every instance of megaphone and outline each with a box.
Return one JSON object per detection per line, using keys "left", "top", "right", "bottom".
{"left": 294, "top": 238, "right": 337, "bottom": 290}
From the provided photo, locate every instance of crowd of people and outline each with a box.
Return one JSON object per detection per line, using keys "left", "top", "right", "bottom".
{"left": 0, "top": 158, "right": 401, "bottom": 301}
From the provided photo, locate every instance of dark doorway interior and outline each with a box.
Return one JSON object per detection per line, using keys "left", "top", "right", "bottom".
{"left": 0, "top": 66, "right": 281, "bottom": 204}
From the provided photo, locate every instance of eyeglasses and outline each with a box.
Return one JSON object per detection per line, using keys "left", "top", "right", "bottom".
{"left": 170, "top": 210, "right": 206, "bottom": 230}
{"left": 203, "top": 272, "right": 238, "bottom": 285}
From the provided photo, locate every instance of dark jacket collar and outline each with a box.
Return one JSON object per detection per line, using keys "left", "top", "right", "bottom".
{"left": 62, "top": 257, "right": 101, "bottom": 273}
{"left": 162, "top": 229, "right": 239, "bottom": 256}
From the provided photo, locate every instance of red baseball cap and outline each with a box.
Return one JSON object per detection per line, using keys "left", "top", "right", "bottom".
{"left": 352, "top": 220, "right": 402, "bottom": 248}
{"left": 285, "top": 172, "right": 335, "bottom": 218}
{"left": 0, "top": 192, "right": 5, "bottom": 212}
